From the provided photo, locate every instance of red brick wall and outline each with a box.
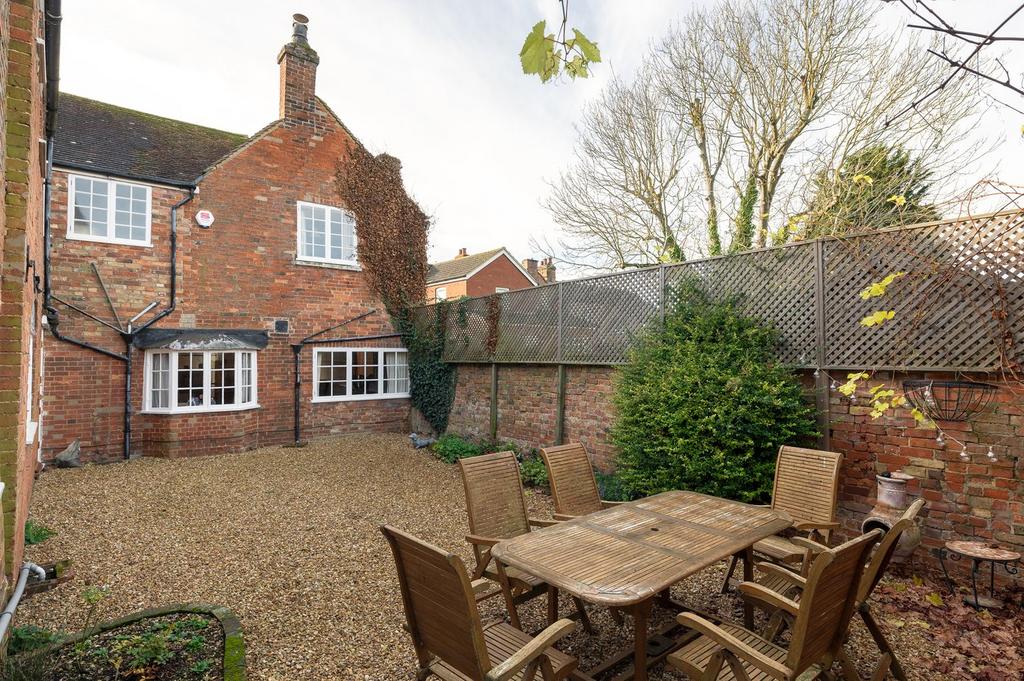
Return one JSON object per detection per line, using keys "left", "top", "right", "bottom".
{"left": 0, "top": 0, "right": 45, "bottom": 583}
{"left": 425, "top": 280, "right": 467, "bottom": 303}
{"left": 447, "top": 363, "right": 1024, "bottom": 582}
{"left": 465, "top": 255, "right": 535, "bottom": 297}
{"left": 43, "top": 96, "right": 417, "bottom": 461}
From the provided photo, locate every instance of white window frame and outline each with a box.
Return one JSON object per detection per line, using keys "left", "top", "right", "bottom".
{"left": 143, "top": 349, "right": 259, "bottom": 414}
{"left": 435, "top": 287, "right": 448, "bottom": 301}
{"left": 311, "top": 347, "right": 410, "bottom": 403}
{"left": 66, "top": 173, "right": 153, "bottom": 247}
{"left": 295, "top": 200, "right": 359, "bottom": 267}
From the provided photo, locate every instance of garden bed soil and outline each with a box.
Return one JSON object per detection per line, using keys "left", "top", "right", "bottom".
{"left": 17, "top": 613, "right": 222, "bottom": 681}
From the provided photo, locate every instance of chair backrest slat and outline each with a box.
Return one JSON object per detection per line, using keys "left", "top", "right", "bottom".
{"left": 858, "top": 498, "right": 926, "bottom": 603}
{"left": 771, "top": 446, "right": 842, "bottom": 531}
{"left": 541, "top": 443, "right": 602, "bottom": 517}
{"left": 382, "top": 525, "right": 490, "bottom": 680}
{"left": 786, "top": 530, "right": 881, "bottom": 674}
{"left": 459, "top": 451, "right": 531, "bottom": 540}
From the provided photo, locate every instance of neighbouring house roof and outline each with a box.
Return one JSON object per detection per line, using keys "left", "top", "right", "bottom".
{"left": 427, "top": 247, "right": 539, "bottom": 286}
{"left": 53, "top": 93, "right": 249, "bottom": 186}
{"left": 132, "top": 328, "right": 269, "bottom": 351}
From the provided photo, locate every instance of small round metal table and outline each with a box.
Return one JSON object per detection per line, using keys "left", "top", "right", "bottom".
{"left": 938, "top": 540, "right": 1021, "bottom": 609}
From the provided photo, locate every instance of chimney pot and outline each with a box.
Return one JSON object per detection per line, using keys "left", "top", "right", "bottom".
{"left": 456, "top": 248, "right": 468, "bottom": 258}
{"left": 537, "top": 257, "right": 557, "bottom": 284}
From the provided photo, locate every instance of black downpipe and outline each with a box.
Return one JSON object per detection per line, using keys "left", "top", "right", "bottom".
{"left": 137, "top": 189, "right": 195, "bottom": 334}
{"left": 292, "top": 345, "right": 302, "bottom": 444}
{"left": 123, "top": 335, "right": 132, "bottom": 458}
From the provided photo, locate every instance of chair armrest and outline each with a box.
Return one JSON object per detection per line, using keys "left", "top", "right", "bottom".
{"left": 466, "top": 534, "right": 502, "bottom": 547}
{"left": 675, "top": 613, "right": 791, "bottom": 680}
{"left": 601, "top": 500, "right": 627, "bottom": 508}
{"left": 737, "top": 583, "right": 800, "bottom": 618}
{"left": 757, "top": 563, "right": 807, "bottom": 591}
{"left": 552, "top": 513, "right": 578, "bottom": 521}
{"left": 528, "top": 517, "right": 561, "bottom": 528}
{"left": 484, "top": 619, "right": 576, "bottom": 681}
{"left": 790, "top": 536, "right": 829, "bottom": 553}
{"left": 794, "top": 521, "right": 840, "bottom": 533}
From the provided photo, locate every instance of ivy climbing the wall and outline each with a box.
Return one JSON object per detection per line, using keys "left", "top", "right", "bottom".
{"left": 336, "top": 145, "right": 455, "bottom": 433}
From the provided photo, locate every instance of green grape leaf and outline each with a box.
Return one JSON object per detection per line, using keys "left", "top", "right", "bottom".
{"left": 520, "top": 21, "right": 550, "bottom": 76}
{"left": 572, "top": 28, "right": 602, "bottom": 63}
{"left": 566, "top": 54, "right": 589, "bottom": 79}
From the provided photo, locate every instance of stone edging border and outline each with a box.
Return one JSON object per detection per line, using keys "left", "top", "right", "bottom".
{"left": 30, "top": 602, "right": 246, "bottom": 680}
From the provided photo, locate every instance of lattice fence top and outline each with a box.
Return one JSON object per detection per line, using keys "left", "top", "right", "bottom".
{"left": 410, "top": 211, "right": 1024, "bottom": 372}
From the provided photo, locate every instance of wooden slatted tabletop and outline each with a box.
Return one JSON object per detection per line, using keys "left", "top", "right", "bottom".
{"left": 492, "top": 490, "right": 793, "bottom": 680}
{"left": 493, "top": 490, "right": 792, "bottom": 607}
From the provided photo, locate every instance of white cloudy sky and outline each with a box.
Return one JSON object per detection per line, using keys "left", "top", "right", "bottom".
{"left": 60, "top": 1, "right": 1024, "bottom": 269}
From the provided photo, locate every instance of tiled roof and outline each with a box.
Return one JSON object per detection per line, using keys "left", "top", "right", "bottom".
{"left": 427, "top": 248, "right": 505, "bottom": 284}
{"left": 53, "top": 93, "right": 249, "bottom": 185}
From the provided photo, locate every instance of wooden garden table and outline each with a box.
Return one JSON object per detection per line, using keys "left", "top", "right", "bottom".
{"left": 491, "top": 490, "right": 792, "bottom": 681}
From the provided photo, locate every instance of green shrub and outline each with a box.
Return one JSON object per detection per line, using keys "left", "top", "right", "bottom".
{"left": 24, "top": 520, "right": 56, "bottom": 546}
{"left": 518, "top": 452, "right": 548, "bottom": 488}
{"left": 431, "top": 433, "right": 482, "bottom": 463}
{"left": 595, "top": 471, "right": 632, "bottom": 501}
{"left": 611, "top": 286, "right": 818, "bottom": 503}
{"left": 9, "top": 625, "right": 61, "bottom": 655}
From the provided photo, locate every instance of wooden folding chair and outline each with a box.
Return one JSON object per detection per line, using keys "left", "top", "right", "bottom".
{"left": 459, "top": 451, "right": 591, "bottom": 632}
{"left": 753, "top": 499, "right": 926, "bottom": 681}
{"left": 669, "top": 530, "right": 888, "bottom": 681}
{"left": 722, "top": 445, "right": 843, "bottom": 592}
{"left": 382, "top": 525, "right": 587, "bottom": 681}
{"left": 541, "top": 443, "right": 625, "bottom": 520}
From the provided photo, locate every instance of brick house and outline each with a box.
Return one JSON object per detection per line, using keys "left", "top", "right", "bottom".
{"left": 43, "top": 17, "right": 422, "bottom": 462}
{"left": 425, "top": 247, "right": 554, "bottom": 302}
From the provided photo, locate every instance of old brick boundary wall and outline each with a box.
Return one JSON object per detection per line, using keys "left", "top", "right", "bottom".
{"left": 446, "top": 363, "right": 1024, "bottom": 586}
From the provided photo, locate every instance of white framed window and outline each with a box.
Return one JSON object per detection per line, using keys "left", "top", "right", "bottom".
{"left": 435, "top": 287, "right": 448, "bottom": 301}
{"left": 495, "top": 287, "right": 510, "bottom": 293}
{"left": 296, "top": 200, "right": 358, "bottom": 266}
{"left": 312, "top": 348, "right": 409, "bottom": 402}
{"left": 67, "top": 173, "right": 152, "bottom": 246}
{"left": 144, "top": 349, "right": 258, "bottom": 413}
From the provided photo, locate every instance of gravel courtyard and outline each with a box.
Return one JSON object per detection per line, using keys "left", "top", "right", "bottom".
{"left": 17, "top": 433, "right": 991, "bottom": 680}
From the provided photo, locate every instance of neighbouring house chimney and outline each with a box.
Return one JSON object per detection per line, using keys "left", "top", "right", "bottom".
{"left": 278, "top": 14, "right": 319, "bottom": 122}
{"left": 522, "top": 258, "right": 540, "bottom": 282}
{"left": 455, "top": 248, "right": 468, "bottom": 259}
{"left": 538, "top": 257, "right": 557, "bottom": 283}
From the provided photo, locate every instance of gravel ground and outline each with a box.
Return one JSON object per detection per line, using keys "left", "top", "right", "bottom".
{"left": 19, "top": 434, "right": 965, "bottom": 680}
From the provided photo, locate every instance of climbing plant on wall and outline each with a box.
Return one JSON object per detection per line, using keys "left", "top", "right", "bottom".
{"left": 337, "top": 144, "right": 455, "bottom": 433}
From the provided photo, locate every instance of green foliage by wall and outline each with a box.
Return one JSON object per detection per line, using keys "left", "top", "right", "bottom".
{"left": 611, "top": 286, "right": 818, "bottom": 503}
{"left": 400, "top": 303, "right": 456, "bottom": 434}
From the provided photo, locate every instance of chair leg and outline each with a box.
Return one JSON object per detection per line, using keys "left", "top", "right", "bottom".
{"left": 495, "top": 561, "right": 523, "bottom": 630}
{"left": 701, "top": 650, "right": 727, "bottom": 681}
{"left": 720, "top": 554, "right": 739, "bottom": 594}
{"left": 548, "top": 585, "right": 559, "bottom": 625}
{"left": 837, "top": 649, "right": 860, "bottom": 681}
{"left": 871, "top": 654, "right": 892, "bottom": 681}
{"left": 571, "top": 596, "right": 594, "bottom": 634}
{"left": 860, "top": 605, "right": 906, "bottom": 681}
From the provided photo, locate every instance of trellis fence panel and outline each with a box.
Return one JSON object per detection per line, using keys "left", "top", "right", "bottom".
{"left": 411, "top": 211, "right": 1024, "bottom": 373}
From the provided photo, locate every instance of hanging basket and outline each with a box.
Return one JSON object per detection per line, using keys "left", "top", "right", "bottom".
{"left": 901, "top": 379, "right": 998, "bottom": 422}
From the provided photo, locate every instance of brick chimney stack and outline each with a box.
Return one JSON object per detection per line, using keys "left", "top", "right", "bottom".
{"left": 278, "top": 14, "right": 319, "bottom": 123}
{"left": 522, "top": 259, "right": 540, "bottom": 282}
{"left": 455, "top": 248, "right": 468, "bottom": 259}
{"left": 538, "top": 257, "right": 556, "bottom": 283}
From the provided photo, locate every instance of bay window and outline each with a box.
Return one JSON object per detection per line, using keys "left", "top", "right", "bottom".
{"left": 144, "top": 350, "right": 258, "bottom": 413}
{"left": 313, "top": 348, "right": 409, "bottom": 402}
{"left": 68, "top": 173, "right": 152, "bottom": 246}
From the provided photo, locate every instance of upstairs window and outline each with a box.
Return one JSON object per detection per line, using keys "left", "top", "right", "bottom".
{"left": 296, "top": 201, "right": 357, "bottom": 266}
{"left": 312, "top": 348, "right": 409, "bottom": 402}
{"left": 144, "top": 350, "right": 258, "bottom": 413}
{"left": 67, "top": 174, "right": 152, "bottom": 246}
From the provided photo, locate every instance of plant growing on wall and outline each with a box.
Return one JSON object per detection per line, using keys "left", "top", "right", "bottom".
{"left": 337, "top": 145, "right": 456, "bottom": 433}
{"left": 611, "top": 285, "right": 818, "bottom": 502}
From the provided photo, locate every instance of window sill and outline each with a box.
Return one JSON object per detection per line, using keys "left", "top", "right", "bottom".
{"left": 293, "top": 258, "right": 362, "bottom": 272}
{"left": 66, "top": 232, "right": 153, "bottom": 248}
{"left": 312, "top": 393, "right": 410, "bottom": 404}
{"left": 141, "top": 403, "right": 262, "bottom": 416}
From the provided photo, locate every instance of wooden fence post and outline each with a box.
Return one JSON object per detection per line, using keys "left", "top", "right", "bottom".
{"left": 490, "top": 363, "right": 498, "bottom": 441}
{"left": 814, "top": 240, "right": 831, "bottom": 450}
